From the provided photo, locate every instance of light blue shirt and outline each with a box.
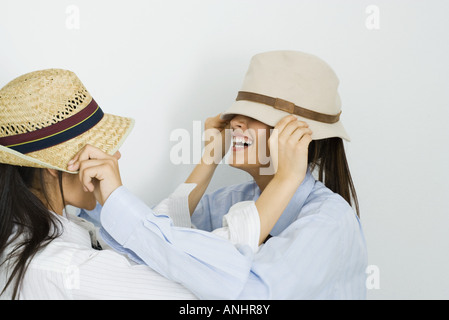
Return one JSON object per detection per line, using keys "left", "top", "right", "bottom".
{"left": 83, "top": 172, "right": 368, "bottom": 299}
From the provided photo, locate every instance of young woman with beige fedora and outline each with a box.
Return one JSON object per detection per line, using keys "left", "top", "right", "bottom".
{"left": 69, "top": 51, "right": 368, "bottom": 299}
{"left": 0, "top": 67, "right": 313, "bottom": 299}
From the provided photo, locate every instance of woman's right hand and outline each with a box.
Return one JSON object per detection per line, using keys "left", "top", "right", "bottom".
{"left": 268, "top": 115, "right": 313, "bottom": 186}
{"left": 184, "top": 114, "right": 230, "bottom": 214}
{"left": 203, "top": 114, "right": 230, "bottom": 165}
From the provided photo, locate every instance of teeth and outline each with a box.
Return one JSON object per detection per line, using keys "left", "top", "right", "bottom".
{"left": 232, "top": 136, "right": 253, "bottom": 147}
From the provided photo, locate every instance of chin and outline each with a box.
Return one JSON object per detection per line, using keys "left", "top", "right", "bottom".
{"left": 228, "top": 159, "right": 260, "bottom": 173}
{"left": 79, "top": 199, "right": 98, "bottom": 211}
{"left": 228, "top": 154, "right": 247, "bottom": 170}
{"left": 86, "top": 202, "right": 98, "bottom": 210}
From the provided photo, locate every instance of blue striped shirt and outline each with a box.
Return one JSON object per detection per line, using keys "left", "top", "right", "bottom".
{"left": 93, "top": 171, "right": 368, "bottom": 299}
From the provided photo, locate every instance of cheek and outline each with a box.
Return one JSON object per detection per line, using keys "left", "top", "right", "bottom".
{"left": 63, "top": 175, "right": 97, "bottom": 209}
{"left": 77, "top": 187, "right": 97, "bottom": 207}
{"left": 254, "top": 131, "right": 271, "bottom": 164}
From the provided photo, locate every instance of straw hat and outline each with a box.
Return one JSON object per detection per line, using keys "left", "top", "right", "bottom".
{"left": 221, "top": 50, "right": 350, "bottom": 141}
{"left": 0, "top": 69, "right": 134, "bottom": 173}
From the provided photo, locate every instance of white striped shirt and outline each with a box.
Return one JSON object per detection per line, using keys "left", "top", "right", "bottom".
{"left": 0, "top": 183, "right": 260, "bottom": 300}
{"left": 0, "top": 211, "right": 197, "bottom": 300}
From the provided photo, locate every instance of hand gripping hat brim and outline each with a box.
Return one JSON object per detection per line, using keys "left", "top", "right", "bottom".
{"left": 221, "top": 51, "right": 350, "bottom": 141}
{"left": 0, "top": 69, "right": 134, "bottom": 173}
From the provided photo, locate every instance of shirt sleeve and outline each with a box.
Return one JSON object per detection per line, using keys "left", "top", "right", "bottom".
{"left": 152, "top": 183, "right": 261, "bottom": 252}
{"left": 151, "top": 183, "right": 197, "bottom": 228}
{"left": 100, "top": 186, "right": 255, "bottom": 300}
{"left": 212, "top": 201, "right": 261, "bottom": 253}
{"left": 239, "top": 199, "right": 368, "bottom": 299}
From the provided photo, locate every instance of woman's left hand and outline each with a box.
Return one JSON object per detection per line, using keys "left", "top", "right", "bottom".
{"left": 67, "top": 145, "right": 122, "bottom": 206}
{"left": 268, "top": 115, "right": 312, "bottom": 186}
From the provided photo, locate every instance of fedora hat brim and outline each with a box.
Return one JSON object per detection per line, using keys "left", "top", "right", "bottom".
{"left": 221, "top": 100, "right": 351, "bottom": 142}
{"left": 0, "top": 113, "right": 134, "bottom": 173}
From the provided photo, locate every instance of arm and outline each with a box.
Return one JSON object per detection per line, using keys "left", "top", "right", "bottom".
{"left": 185, "top": 114, "right": 230, "bottom": 215}
{"left": 185, "top": 159, "right": 218, "bottom": 216}
{"left": 255, "top": 176, "right": 300, "bottom": 244}
{"left": 255, "top": 115, "right": 312, "bottom": 244}
{"left": 99, "top": 186, "right": 254, "bottom": 299}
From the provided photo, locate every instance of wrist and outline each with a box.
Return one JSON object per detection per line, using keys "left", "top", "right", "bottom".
{"left": 103, "top": 183, "right": 123, "bottom": 204}
{"left": 272, "top": 173, "right": 303, "bottom": 189}
{"left": 200, "top": 152, "right": 221, "bottom": 167}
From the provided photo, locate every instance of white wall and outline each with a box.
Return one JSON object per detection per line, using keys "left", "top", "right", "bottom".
{"left": 1, "top": 0, "right": 448, "bottom": 299}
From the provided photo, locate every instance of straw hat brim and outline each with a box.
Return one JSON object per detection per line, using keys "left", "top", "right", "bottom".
{"left": 0, "top": 113, "right": 134, "bottom": 173}
{"left": 221, "top": 100, "right": 351, "bottom": 141}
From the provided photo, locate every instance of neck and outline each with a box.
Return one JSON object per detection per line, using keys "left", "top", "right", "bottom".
{"left": 246, "top": 168, "right": 274, "bottom": 192}
{"left": 30, "top": 187, "right": 64, "bottom": 216}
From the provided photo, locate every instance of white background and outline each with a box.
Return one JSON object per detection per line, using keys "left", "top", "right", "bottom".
{"left": 1, "top": 0, "right": 448, "bottom": 299}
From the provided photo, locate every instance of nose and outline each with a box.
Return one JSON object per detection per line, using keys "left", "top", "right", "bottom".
{"left": 230, "top": 115, "right": 249, "bottom": 131}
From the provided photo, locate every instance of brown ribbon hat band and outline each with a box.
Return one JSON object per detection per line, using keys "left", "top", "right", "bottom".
{"left": 236, "top": 91, "right": 341, "bottom": 124}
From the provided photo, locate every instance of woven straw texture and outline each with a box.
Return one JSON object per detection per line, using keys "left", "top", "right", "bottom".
{"left": 0, "top": 69, "right": 134, "bottom": 172}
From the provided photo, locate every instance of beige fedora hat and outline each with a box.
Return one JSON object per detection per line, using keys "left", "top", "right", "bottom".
{"left": 0, "top": 69, "right": 134, "bottom": 173}
{"left": 221, "top": 50, "right": 350, "bottom": 141}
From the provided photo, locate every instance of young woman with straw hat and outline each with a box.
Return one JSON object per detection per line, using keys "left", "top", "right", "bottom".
{"left": 0, "top": 69, "right": 201, "bottom": 299}
{"left": 70, "top": 51, "right": 368, "bottom": 299}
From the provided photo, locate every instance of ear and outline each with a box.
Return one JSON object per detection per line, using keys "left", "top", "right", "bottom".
{"left": 45, "top": 168, "right": 60, "bottom": 179}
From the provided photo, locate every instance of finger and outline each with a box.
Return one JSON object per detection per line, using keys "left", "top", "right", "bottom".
{"left": 68, "top": 144, "right": 114, "bottom": 171}
{"left": 213, "top": 115, "right": 229, "bottom": 127}
{"left": 215, "top": 113, "right": 227, "bottom": 121}
{"left": 289, "top": 127, "right": 313, "bottom": 144}
{"left": 276, "top": 116, "right": 308, "bottom": 135}
{"left": 205, "top": 116, "right": 228, "bottom": 133}
{"left": 68, "top": 144, "right": 94, "bottom": 171}
{"left": 298, "top": 133, "right": 313, "bottom": 148}
{"left": 207, "top": 114, "right": 227, "bottom": 122}
{"left": 273, "top": 115, "right": 297, "bottom": 133}
{"left": 78, "top": 158, "right": 116, "bottom": 191}
{"left": 113, "top": 151, "right": 121, "bottom": 160}
{"left": 80, "top": 161, "right": 122, "bottom": 205}
{"left": 67, "top": 149, "right": 82, "bottom": 171}
{"left": 270, "top": 116, "right": 295, "bottom": 147}
{"left": 81, "top": 164, "right": 106, "bottom": 193}
{"left": 279, "top": 120, "right": 309, "bottom": 141}
{"left": 78, "top": 159, "right": 108, "bottom": 192}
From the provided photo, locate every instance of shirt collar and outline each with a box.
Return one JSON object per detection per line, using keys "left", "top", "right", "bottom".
{"left": 253, "top": 170, "right": 316, "bottom": 236}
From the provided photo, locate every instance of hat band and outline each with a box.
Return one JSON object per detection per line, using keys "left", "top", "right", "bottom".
{"left": 236, "top": 91, "right": 341, "bottom": 124}
{"left": 0, "top": 98, "right": 104, "bottom": 154}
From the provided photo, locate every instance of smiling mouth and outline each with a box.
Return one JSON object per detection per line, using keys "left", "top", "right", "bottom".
{"left": 232, "top": 135, "right": 254, "bottom": 150}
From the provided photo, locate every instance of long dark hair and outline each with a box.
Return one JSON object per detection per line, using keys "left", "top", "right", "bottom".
{"left": 308, "top": 137, "right": 360, "bottom": 217}
{"left": 0, "top": 164, "right": 64, "bottom": 299}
